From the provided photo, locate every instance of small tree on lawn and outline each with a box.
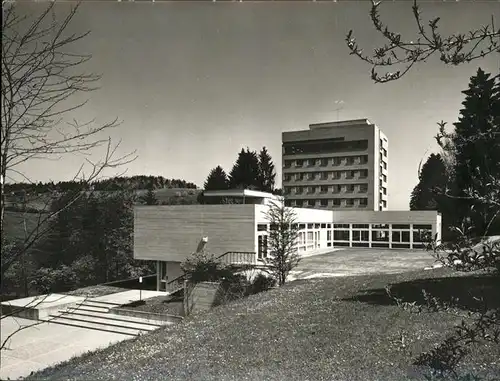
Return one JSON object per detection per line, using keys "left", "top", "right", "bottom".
{"left": 263, "top": 199, "right": 300, "bottom": 286}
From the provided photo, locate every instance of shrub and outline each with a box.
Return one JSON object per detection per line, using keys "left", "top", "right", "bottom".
{"left": 249, "top": 273, "right": 276, "bottom": 295}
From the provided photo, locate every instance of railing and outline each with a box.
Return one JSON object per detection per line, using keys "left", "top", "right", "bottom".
{"left": 216, "top": 251, "right": 256, "bottom": 265}
{"left": 164, "top": 251, "right": 257, "bottom": 293}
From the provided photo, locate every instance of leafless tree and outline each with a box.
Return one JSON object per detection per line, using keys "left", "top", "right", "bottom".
{"left": 346, "top": 0, "right": 499, "bottom": 83}
{"left": 262, "top": 199, "right": 300, "bottom": 286}
{"left": 1, "top": 1, "right": 136, "bottom": 300}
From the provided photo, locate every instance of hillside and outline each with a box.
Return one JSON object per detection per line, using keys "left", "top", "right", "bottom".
{"left": 28, "top": 268, "right": 500, "bottom": 381}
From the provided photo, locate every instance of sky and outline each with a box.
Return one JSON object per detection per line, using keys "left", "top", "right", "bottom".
{"left": 11, "top": 0, "right": 500, "bottom": 210}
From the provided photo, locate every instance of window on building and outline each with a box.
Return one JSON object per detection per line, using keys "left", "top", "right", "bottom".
{"left": 334, "top": 223, "right": 350, "bottom": 228}
{"left": 284, "top": 187, "right": 291, "bottom": 194}
{"left": 352, "top": 224, "right": 369, "bottom": 229}
{"left": 327, "top": 230, "right": 332, "bottom": 241}
{"left": 372, "top": 230, "right": 389, "bottom": 242}
{"left": 296, "top": 200, "right": 303, "bottom": 207}
{"left": 372, "top": 224, "right": 389, "bottom": 229}
{"left": 284, "top": 160, "right": 292, "bottom": 168}
{"left": 307, "top": 186, "right": 315, "bottom": 194}
{"left": 383, "top": 148, "right": 387, "bottom": 156}
{"left": 258, "top": 235, "right": 268, "bottom": 259}
{"left": 283, "top": 139, "right": 369, "bottom": 155}
{"left": 299, "top": 223, "right": 306, "bottom": 229}
{"left": 359, "top": 184, "right": 368, "bottom": 193}
{"left": 332, "top": 157, "right": 341, "bottom": 166}
{"left": 413, "top": 224, "right": 432, "bottom": 230}
{"left": 320, "top": 199, "right": 328, "bottom": 207}
{"left": 307, "top": 173, "right": 315, "bottom": 181}
{"left": 346, "top": 199, "right": 354, "bottom": 207}
{"left": 352, "top": 230, "right": 369, "bottom": 242}
{"left": 308, "top": 159, "right": 316, "bottom": 167}
{"left": 257, "top": 224, "right": 267, "bottom": 231}
{"left": 314, "top": 223, "right": 321, "bottom": 229}
{"left": 361, "top": 155, "right": 368, "bottom": 164}
{"left": 392, "top": 224, "right": 410, "bottom": 229}
{"left": 307, "top": 200, "right": 315, "bottom": 207}
{"left": 382, "top": 174, "right": 387, "bottom": 182}
{"left": 382, "top": 200, "right": 387, "bottom": 208}
{"left": 295, "top": 173, "right": 303, "bottom": 181}
{"left": 360, "top": 169, "right": 368, "bottom": 178}
{"left": 334, "top": 230, "right": 349, "bottom": 241}
{"left": 379, "top": 179, "right": 383, "bottom": 187}
{"left": 332, "top": 185, "right": 341, "bottom": 193}
{"left": 320, "top": 172, "right": 328, "bottom": 180}
{"left": 332, "top": 171, "right": 341, "bottom": 179}
{"left": 383, "top": 161, "right": 387, "bottom": 169}
{"left": 380, "top": 152, "right": 383, "bottom": 162}
{"left": 380, "top": 138, "right": 383, "bottom": 148}
{"left": 383, "top": 187, "right": 387, "bottom": 195}
{"left": 295, "top": 160, "right": 303, "bottom": 167}
{"left": 333, "top": 199, "right": 341, "bottom": 207}
{"left": 320, "top": 185, "right": 328, "bottom": 193}
{"left": 284, "top": 200, "right": 291, "bottom": 207}
{"left": 296, "top": 187, "right": 303, "bottom": 194}
{"left": 346, "top": 157, "right": 355, "bottom": 165}
{"left": 346, "top": 170, "right": 356, "bottom": 179}
{"left": 359, "top": 198, "right": 368, "bottom": 207}
{"left": 347, "top": 184, "right": 355, "bottom": 193}
{"left": 320, "top": 158, "right": 328, "bottom": 167}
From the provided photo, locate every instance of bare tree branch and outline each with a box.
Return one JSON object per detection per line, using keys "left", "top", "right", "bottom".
{"left": 346, "top": 0, "right": 500, "bottom": 83}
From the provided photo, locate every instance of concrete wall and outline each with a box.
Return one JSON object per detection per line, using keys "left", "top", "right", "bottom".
{"left": 134, "top": 205, "right": 256, "bottom": 262}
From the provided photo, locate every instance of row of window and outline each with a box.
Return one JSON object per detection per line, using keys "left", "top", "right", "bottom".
{"left": 283, "top": 169, "right": 369, "bottom": 182}
{"left": 285, "top": 198, "right": 369, "bottom": 208}
{"left": 285, "top": 183, "right": 369, "bottom": 195}
{"left": 283, "top": 139, "right": 369, "bottom": 155}
{"left": 333, "top": 230, "right": 430, "bottom": 243}
{"left": 284, "top": 155, "right": 369, "bottom": 169}
{"left": 257, "top": 223, "right": 432, "bottom": 231}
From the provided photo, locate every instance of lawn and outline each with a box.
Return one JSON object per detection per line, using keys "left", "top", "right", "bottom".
{"left": 27, "top": 268, "right": 499, "bottom": 381}
{"left": 119, "top": 293, "right": 184, "bottom": 316}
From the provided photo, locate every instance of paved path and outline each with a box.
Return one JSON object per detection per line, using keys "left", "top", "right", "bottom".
{"left": 289, "top": 248, "right": 440, "bottom": 281}
{"left": 0, "top": 289, "right": 170, "bottom": 380}
{"left": 1, "top": 316, "right": 130, "bottom": 380}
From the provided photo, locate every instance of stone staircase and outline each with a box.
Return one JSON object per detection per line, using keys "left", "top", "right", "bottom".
{"left": 40, "top": 299, "right": 168, "bottom": 337}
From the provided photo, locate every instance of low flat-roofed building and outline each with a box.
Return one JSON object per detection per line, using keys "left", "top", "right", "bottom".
{"left": 134, "top": 189, "right": 441, "bottom": 291}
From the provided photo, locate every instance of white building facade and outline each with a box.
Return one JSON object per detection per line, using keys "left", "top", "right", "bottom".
{"left": 134, "top": 190, "right": 441, "bottom": 291}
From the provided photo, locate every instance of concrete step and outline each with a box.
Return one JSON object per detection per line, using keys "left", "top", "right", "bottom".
{"left": 72, "top": 303, "right": 110, "bottom": 313}
{"left": 41, "top": 315, "right": 141, "bottom": 337}
{"left": 57, "top": 309, "right": 165, "bottom": 329}
{"left": 85, "top": 299, "right": 122, "bottom": 307}
{"left": 50, "top": 312, "right": 157, "bottom": 332}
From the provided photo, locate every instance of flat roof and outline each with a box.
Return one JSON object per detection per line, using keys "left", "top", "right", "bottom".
{"left": 309, "top": 118, "right": 372, "bottom": 129}
{"left": 203, "top": 189, "right": 282, "bottom": 200}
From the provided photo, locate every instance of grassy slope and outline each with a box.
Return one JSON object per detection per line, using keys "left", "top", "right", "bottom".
{"left": 29, "top": 268, "right": 500, "bottom": 381}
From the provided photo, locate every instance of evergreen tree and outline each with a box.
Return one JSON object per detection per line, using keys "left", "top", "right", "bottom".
{"left": 204, "top": 166, "right": 229, "bottom": 191}
{"left": 141, "top": 188, "right": 158, "bottom": 205}
{"left": 258, "top": 147, "right": 276, "bottom": 193}
{"left": 410, "top": 154, "right": 448, "bottom": 211}
{"left": 450, "top": 68, "right": 500, "bottom": 235}
{"left": 228, "top": 148, "right": 261, "bottom": 190}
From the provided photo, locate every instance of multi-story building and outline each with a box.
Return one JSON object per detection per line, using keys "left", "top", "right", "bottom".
{"left": 282, "top": 118, "right": 388, "bottom": 211}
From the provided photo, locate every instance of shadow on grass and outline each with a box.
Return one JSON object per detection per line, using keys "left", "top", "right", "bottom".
{"left": 343, "top": 273, "right": 500, "bottom": 312}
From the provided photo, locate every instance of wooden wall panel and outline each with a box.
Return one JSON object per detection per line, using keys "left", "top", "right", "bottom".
{"left": 134, "top": 205, "right": 256, "bottom": 262}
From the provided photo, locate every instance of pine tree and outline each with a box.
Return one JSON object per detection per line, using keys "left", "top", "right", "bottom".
{"left": 204, "top": 166, "right": 229, "bottom": 191}
{"left": 258, "top": 147, "right": 276, "bottom": 193}
{"left": 141, "top": 188, "right": 158, "bottom": 205}
{"left": 451, "top": 68, "right": 500, "bottom": 235}
{"left": 228, "top": 148, "right": 261, "bottom": 190}
{"left": 410, "top": 154, "right": 448, "bottom": 211}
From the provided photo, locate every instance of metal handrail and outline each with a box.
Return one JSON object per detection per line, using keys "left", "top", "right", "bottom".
{"left": 164, "top": 251, "right": 256, "bottom": 292}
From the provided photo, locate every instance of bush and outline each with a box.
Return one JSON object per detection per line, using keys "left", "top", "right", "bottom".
{"left": 30, "top": 266, "right": 77, "bottom": 294}
{"left": 248, "top": 273, "right": 276, "bottom": 295}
